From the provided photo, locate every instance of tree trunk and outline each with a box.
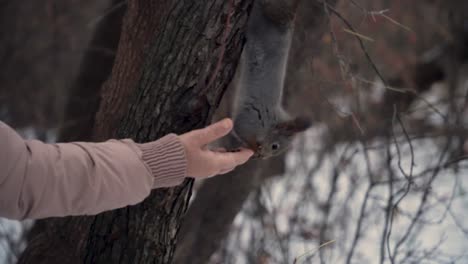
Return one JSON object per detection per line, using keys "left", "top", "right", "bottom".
{"left": 19, "top": 0, "right": 252, "bottom": 263}
{"left": 59, "top": 0, "right": 126, "bottom": 142}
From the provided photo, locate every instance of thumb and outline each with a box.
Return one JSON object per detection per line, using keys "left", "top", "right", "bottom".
{"left": 192, "top": 118, "right": 233, "bottom": 146}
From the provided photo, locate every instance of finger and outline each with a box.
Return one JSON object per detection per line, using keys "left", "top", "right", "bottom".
{"left": 192, "top": 118, "right": 233, "bottom": 146}
{"left": 210, "top": 147, "right": 227, "bottom": 153}
{"left": 218, "top": 167, "right": 235, "bottom": 175}
{"left": 210, "top": 148, "right": 254, "bottom": 169}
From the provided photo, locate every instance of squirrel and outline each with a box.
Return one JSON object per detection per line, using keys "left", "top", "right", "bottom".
{"left": 224, "top": 0, "right": 311, "bottom": 159}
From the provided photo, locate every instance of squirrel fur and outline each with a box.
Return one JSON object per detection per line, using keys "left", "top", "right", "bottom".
{"left": 227, "top": 0, "right": 311, "bottom": 159}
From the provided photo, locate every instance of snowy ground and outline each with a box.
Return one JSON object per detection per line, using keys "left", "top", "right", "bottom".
{"left": 221, "top": 125, "right": 468, "bottom": 264}
{"left": 0, "top": 127, "right": 51, "bottom": 264}
{"left": 0, "top": 219, "right": 30, "bottom": 264}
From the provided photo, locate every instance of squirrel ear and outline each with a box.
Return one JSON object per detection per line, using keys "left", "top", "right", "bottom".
{"left": 276, "top": 116, "right": 311, "bottom": 136}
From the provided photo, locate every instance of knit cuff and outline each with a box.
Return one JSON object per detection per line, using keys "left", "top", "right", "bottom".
{"left": 137, "top": 134, "right": 187, "bottom": 188}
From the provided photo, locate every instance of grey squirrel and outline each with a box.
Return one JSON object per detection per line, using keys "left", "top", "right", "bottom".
{"left": 226, "top": 0, "right": 311, "bottom": 159}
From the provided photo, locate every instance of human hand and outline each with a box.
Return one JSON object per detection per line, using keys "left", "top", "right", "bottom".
{"left": 178, "top": 118, "right": 254, "bottom": 178}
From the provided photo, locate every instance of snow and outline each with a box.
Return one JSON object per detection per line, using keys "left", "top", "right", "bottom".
{"left": 223, "top": 123, "right": 468, "bottom": 263}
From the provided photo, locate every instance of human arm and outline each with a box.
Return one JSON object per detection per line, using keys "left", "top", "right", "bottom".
{"left": 0, "top": 119, "right": 252, "bottom": 220}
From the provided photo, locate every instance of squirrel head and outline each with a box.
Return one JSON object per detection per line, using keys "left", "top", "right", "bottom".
{"left": 251, "top": 116, "right": 311, "bottom": 159}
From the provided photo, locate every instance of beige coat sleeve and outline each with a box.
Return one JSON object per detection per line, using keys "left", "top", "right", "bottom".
{"left": 0, "top": 121, "right": 187, "bottom": 220}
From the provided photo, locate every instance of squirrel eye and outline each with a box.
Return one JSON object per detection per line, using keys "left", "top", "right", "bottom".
{"left": 271, "top": 143, "right": 280, "bottom": 151}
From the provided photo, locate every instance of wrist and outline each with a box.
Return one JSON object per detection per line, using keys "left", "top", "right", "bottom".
{"left": 137, "top": 134, "right": 188, "bottom": 188}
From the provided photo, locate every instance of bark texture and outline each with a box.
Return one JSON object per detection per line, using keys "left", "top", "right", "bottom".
{"left": 19, "top": 0, "right": 252, "bottom": 263}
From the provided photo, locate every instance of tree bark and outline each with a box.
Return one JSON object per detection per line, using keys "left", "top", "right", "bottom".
{"left": 19, "top": 0, "right": 252, "bottom": 263}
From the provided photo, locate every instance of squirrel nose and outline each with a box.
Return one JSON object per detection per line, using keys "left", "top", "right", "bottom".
{"left": 245, "top": 139, "right": 260, "bottom": 151}
{"left": 248, "top": 143, "right": 261, "bottom": 159}
{"left": 255, "top": 143, "right": 263, "bottom": 153}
